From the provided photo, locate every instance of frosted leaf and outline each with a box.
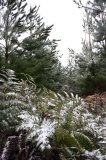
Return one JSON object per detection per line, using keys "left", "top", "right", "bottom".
{"left": 18, "top": 111, "right": 37, "bottom": 129}
{"left": 75, "top": 94, "right": 79, "bottom": 101}
{"left": 0, "top": 79, "right": 5, "bottom": 83}
{"left": 67, "top": 101, "right": 74, "bottom": 107}
{"left": 7, "top": 69, "right": 15, "bottom": 75}
{"left": 36, "top": 118, "right": 56, "bottom": 150}
{"left": 71, "top": 92, "right": 74, "bottom": 98}
{"left": 6, "top": 92, "right": 18, "bottom": 97}
{"left": 85, "top": 149, "right": 106, "bottom": 160}
{"left": 53, "top": 93, "right": 58, "bottom": 98}
{"left": 2, "top": 120, "right": 8, "bottom": 126}
{"left": 48, "top": 101, "right": 56, "bottom": 107}
{"left": 7, "top": 81, "right": 18, "bottom": 85}
{"left": 57, "top": 93, "right": 64, "bottom": 101}
{"left": 60, "top": 107, "right": 68, "bottom": 117}
{"left": 32, "top": 107, "right": 36, "bottom": 112}
{"left": 63, "top": 91, "right": 69, "bottom": 98}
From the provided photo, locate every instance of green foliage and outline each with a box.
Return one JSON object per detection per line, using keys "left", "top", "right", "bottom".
{"left": 0, "top": 70, "right": 105, "bottom": 159}
{"left": 18, "top": 86, "right": 97, "bottom": 154}
{"left": 0, "top": 69, "right": 21, "bottom": 132}
{"left": 0, "top": 69, "right": 37, "bottom": 133}
{"left": 0, "top": 0, "right": 64, "bottom": 91}
{"left": 0, "top": 0, "right": 27, "bottom": 65}
{"left": 55, "top": 128, "right": 82, "bottom": 150}
{"left": 9, "top": 36, "right": 60, "bottom": 90}
{"left": 74, "top": 132, "right": 93, "bottom": 151}
{"left": 70, "top": 0, "right": 106, "bottom": 95}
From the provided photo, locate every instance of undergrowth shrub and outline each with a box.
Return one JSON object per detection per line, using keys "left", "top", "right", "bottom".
{"left": 0, "top": 69, "right": 105, "bottom": 160}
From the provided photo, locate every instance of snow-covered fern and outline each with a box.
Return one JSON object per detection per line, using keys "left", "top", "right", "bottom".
{"left": 0, "top": 69, "right": 36, "bottom": 133}
{"left": 18, "top": 89, "right": 98, "bottom": 153}
{"left": 0, "top": 70, "right": 104, "bottom": 156}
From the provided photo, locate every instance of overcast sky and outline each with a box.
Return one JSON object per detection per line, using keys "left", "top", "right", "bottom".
{"left": 28, "top": 0, "right": 84, "bottom": 65}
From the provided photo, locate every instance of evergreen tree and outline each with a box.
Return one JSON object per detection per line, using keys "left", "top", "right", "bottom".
{"left": 0, "top": 0, "right": 27, "bottom": 66}
{"left": 73, "top": 0, "right": 106, "bottom": 95}
{"left": 9, "top": 24, "right": 60, "bottom": 90}
{"left": 0, "top": 0, "right": 63, "bottom": 91}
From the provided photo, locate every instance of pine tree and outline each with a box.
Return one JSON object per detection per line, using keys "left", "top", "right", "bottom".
{"left": 0, "top": 0, "right": 27, "bottom": 66}
{"left": 9, "top": 6, "right": 61, "bottom": 90}
{"left": 0, "top": 0, "right": 63, "bottom": 91}
{"left": 9, "top": 25, "right": 60, "bottom": 90}
{"left": 73, "top": 0, "right": 106, "bottom": 94}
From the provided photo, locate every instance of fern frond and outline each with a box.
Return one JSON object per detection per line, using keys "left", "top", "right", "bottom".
{"left": 0, "top": 69, "right": 35, "bottom": 133}
{"left": 74, "top": 132, "right": 94, "bottom": 151}
{"left": 55, "top": 128, "right": 82, "bottom": 150}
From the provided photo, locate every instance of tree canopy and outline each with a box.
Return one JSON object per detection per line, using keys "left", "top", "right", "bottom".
{"left": 0, "top": 0, "right": 65, "bottom": 91}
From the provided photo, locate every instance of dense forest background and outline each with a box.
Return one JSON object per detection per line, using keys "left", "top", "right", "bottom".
{"left": 0, "top": 0, "right": 106, "bottom": 160}
{"left": 0, "top": 0, "right": 106, "bottom": 95}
